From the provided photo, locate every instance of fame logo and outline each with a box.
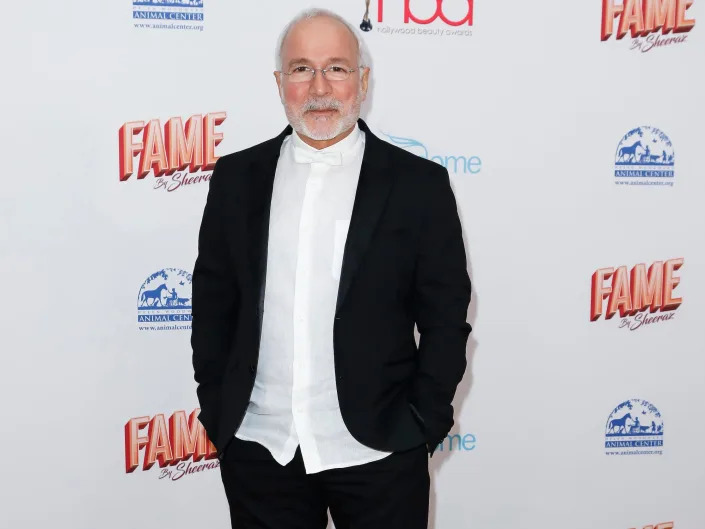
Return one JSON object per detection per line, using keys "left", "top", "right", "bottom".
{"left": 125, "top": 409, "right": 219, "bottom": 481}
{"left": 630, "top": 523, "right": 674, "bottom": 529}
{"left": 601, "top": 0, "right": 695, "bottom": 52}
{"left": 614, "top": 126, "right": 675, "bottom": 187}
{"left": 590, "top": 258, "right": 683, "bottom": 331}
{"left": 359, "top": 0, "right": 474, "bottom": 37}
{"left": 382, "top": 132, "right": 482, "bottom": 174}
{"left": 605, "top": 399, "right": 664, "bottom": 455}
{"left": 119, "top": 111, "right": 226, "bottom": 192}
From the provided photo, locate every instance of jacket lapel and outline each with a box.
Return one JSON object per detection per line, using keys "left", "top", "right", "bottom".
{"left": 245, "top": 125, "right": 291, "bottom": 323}
{"left": 335, "top": 119, "right": 393, "bottom": 314}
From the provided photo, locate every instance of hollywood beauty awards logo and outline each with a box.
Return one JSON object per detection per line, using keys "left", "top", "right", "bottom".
{"left": 590, "top": 258, "right": 683, "bottom": 330}
{"left": 630, "top": 523, "right": 674, "bottom": 529}
{"left": 137, "top": 268, "right": 192, "bottom": 331}
{"left": 605, "top": 399, "right": 664, "bottom": 455}
{"left": 133, "top": 0, "right": 204, "bottom": 31}
{"left": 119, "top": 111, "right": 226, "bottom": 191}
{"left": 383, "top": 132, "right": 482, "bottom": 174}
{"left": 125, "top": 409, "right": 219, "bottom": 481}
{"left": 359, "top": 0, "right": 474, "bottom": 37}
{"left": 601, "top": 0, "right": 695, "bottom": 52}
{"left": 614, "top": 126, "right": 675, "bottom": 186}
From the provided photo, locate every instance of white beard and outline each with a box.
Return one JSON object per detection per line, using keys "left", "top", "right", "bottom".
{"left": 281, "top": 85, "right": 363, "bottom": 142}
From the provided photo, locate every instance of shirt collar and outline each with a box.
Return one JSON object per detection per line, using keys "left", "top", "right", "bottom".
{"left": 290, "top": 123, "right": 363, "bottom": 164}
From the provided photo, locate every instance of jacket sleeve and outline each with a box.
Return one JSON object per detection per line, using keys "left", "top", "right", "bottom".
{"left": 410, "top": 166, "right": 472, "bottom": 450}
{"left": 191, "top": 159, "right": 239, "bottom": 448}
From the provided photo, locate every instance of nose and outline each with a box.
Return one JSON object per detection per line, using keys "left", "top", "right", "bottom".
{"left": 309, "top": 69, "right": 332, "bottom": 96}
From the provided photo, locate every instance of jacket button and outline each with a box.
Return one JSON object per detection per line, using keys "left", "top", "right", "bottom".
{"left": 249, "top": 365, "right": 256, "bottom": 376}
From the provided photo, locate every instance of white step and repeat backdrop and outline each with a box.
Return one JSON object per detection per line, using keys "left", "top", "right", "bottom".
{"left": 4, "top": 1, "right": 704, "bottom": 528}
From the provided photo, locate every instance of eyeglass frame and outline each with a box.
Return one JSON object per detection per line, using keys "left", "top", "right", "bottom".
{"left": 278, "top": 65, "right": 364, "bottom": 82}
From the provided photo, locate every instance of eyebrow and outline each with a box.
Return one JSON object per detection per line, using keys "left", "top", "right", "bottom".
{"left": 287, "top": 57, "right": 353, "bottom": 67}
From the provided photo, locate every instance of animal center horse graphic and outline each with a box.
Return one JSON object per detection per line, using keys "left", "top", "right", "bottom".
{"left": 140, "top": 283, "right": 190, "bottom": 307}
{"left": 617, "top": 141, "right": 674, "bottom": 165}
{"left": 615, "top": 126, "right": 675, "bottom": 167}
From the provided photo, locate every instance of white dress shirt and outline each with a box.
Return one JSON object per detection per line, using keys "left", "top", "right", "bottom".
{"left": 235, "top": 124, "right": 392, "bottom": 473}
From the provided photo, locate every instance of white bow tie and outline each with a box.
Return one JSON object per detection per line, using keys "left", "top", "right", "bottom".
{"left": 293, "top": 146, "right": 343, "bottom": 166}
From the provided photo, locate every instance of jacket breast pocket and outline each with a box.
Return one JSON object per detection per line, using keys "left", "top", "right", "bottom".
{"left": 331, "top": 218, "right": 350, "bottom": 280}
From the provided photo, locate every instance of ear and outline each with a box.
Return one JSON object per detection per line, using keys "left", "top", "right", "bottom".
{"left": 360, "top": 67, "right": 370, "bottom": 101}
{"left": 274, "top": 71, "right": 282, "bottom": 94}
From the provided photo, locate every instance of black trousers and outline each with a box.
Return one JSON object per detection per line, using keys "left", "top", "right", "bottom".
{"left": 219, "top": 437, "right": 430, "bottom": 529}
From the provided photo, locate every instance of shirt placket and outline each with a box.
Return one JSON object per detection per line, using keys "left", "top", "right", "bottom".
{"left": 292, "top": 163, "right": 325, "bottom": 471}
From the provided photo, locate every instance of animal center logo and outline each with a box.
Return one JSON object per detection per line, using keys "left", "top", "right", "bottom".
{"left": 382, "top": 132, "right": 482, "bottom": 174}
{"left": 132, "top": 0, "right": 205, "bottom": 31}
{"left": 605, "top": 399, "right": 663, "bottom": 455}
{"left": 137, "top": 268, "right": 192, "bottom": 331}
{"left": 590, "top": 258, "right": 683, "bottom": 330}
{"left": 119, "top": 111, "right": 225, "bottom": 191}
{"left": 601, "top": 0, "right": 695, "bottom": 52}
{"left": 614, "top": 126, "right": 675, "bottom": 186}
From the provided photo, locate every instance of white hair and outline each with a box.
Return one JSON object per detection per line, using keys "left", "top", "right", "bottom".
{"left": 275, "top": 8, "right": 371, "bottom": 71}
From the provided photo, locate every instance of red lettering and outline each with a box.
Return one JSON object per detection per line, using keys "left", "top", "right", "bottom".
{"left": 591, "top": 268, "right": 613, "bottom": 321}
{"left": 642, "top": 0, "right": 676, "bottom": 34}
{"left": 606, "top": 266, "right": 632, "bottom": 318}
{"left": 674, "top": 0, "right": 695, "bottom": 32}
{"left": 169, "top": 409, "right": 217, "bottom": 464}
{"left": 630, "top": 262, "right": 663, "bottom": 313}
{"left": 203, "top": 111, "right": 226, "bottom": 171}
{"left": 125, "top": 409, "right": 217, "bottom": 474}
{"left": 119, "top": 112, "right": 226, "bottom": 181}
{"left": 662, "top": 258, "right": 683, "bottom": 310}
{"left": 143, "top": 414, "right": 173, "bottom": 470}
{"left": 405, "top": 0, "right": 473, "bottom": 26}
{"left": 618, "top": 0, "right": 645, "bottom": 38}
{"left": 118, "top": 121, "right": 144, "bottom": 181}
{"left": 591, "top": 259, "right": 683, "bottom": 321}
{"left": 378, "top": 0, "right": 473, "bottom": 26}
{"left": 165, "top": 115, "right": 203, "bottom": 174}
{"left": 602, "top": 0, "right": 625, "bottom": 40}
{"left": 124, "top": 416, "right": 150, "bottom": 473}
{"left": 603, "top": 0, "right": 694, "bottom": 40}
{"left": 138, "top": 119, "right": 169, "bottom": 178}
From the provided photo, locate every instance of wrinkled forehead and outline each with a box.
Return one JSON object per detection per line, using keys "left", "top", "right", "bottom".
{"left": 281, "top": 16, "right": 359, "bottom": 68}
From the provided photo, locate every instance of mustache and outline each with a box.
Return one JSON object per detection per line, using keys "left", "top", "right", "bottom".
{"left": 301, "top": 98, "right": 343, "bottom": 112}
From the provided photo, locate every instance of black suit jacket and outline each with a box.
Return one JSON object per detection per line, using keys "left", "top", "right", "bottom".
{"left": 191, "top": 119, "right": 471, "bottom": 461}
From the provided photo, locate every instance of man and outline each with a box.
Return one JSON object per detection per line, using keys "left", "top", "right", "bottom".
{"left": 191, "top": 8, "right": 471, "bottom": 529}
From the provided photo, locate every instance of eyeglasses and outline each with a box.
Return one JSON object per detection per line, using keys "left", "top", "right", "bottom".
{"left": 281, "top": 65, "right": 361, "bottom": 83}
